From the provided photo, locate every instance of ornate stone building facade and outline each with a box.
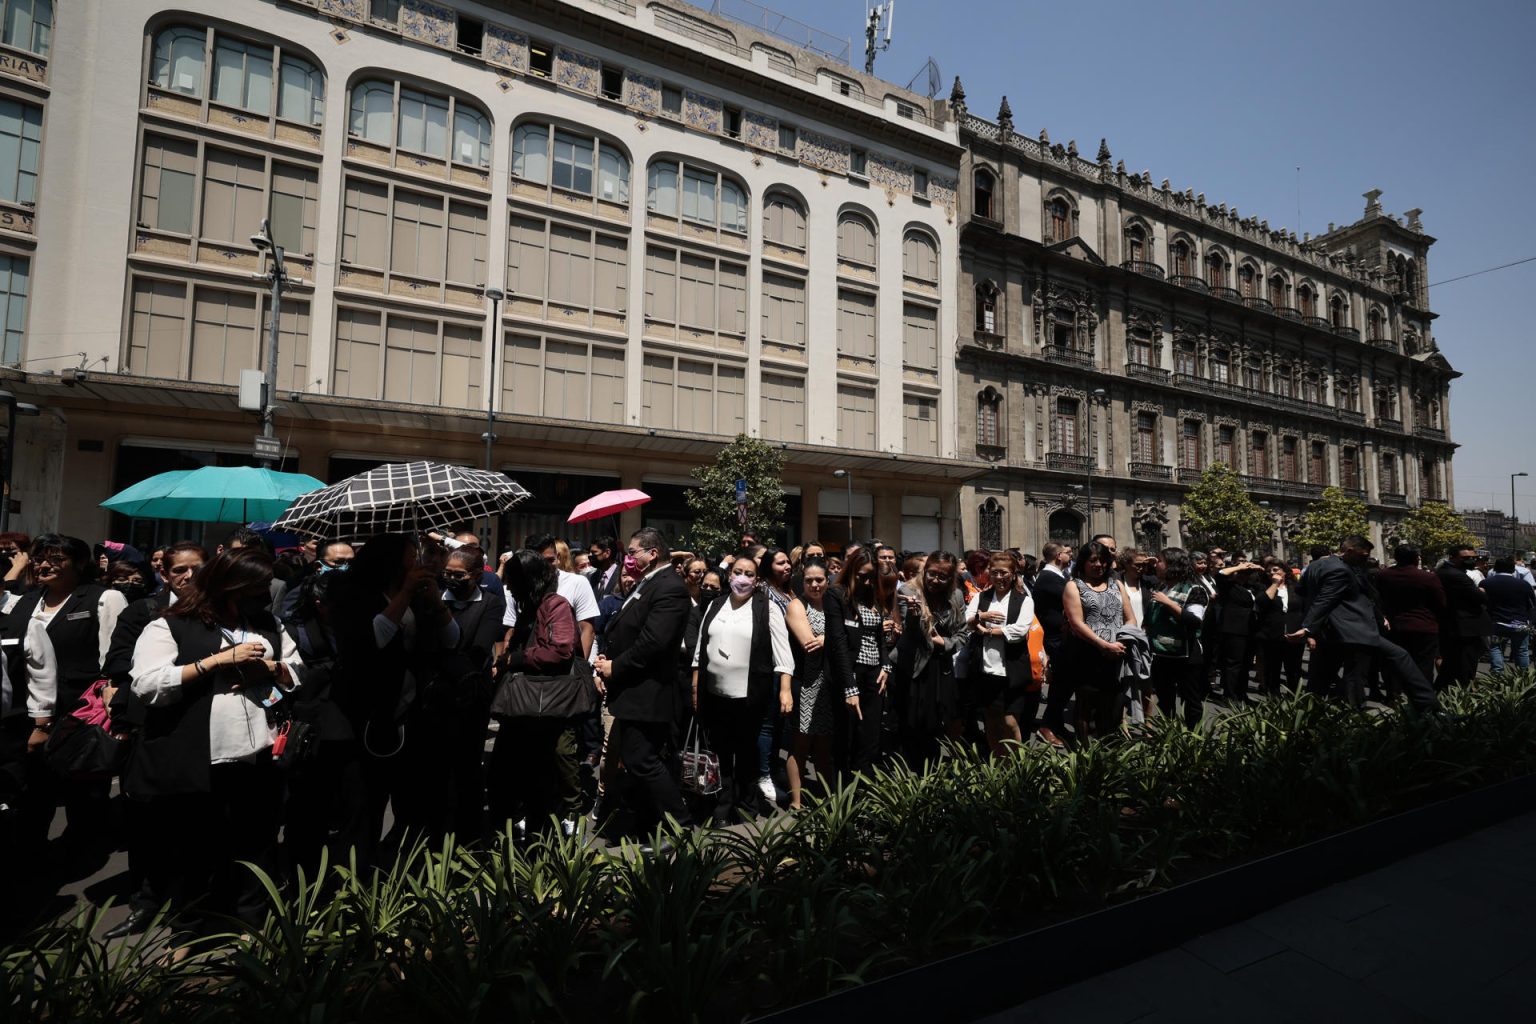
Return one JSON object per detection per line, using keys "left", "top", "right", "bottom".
{"left": 950, "top": 84, "right": 1458, "bottom": 559}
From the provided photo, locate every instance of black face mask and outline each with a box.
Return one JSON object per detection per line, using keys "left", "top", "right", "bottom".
{"left": 113, "top": 580, "right": 152, "bottom": 603}
{"left": 444, "top": 577, "right": 478, "bottom": 600}
{"left": 698, "top": 586, "right": 722, "bottom": 603}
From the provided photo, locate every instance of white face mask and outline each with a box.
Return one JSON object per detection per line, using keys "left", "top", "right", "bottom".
{"left": 730, "top": 575, "right": 756, "bottom": 597}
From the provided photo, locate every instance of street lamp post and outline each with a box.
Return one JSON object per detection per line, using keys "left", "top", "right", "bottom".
{"left": 832, "top": 469, "right": 853, "bottom": 546}
{"left": 250, "top": 220, "right": 288, "bottom": 470}
{"left": 1086, "top": 388, "right": 1106, "bottom": 536}
{"left": 482, "top": 287, "right": 505, "bottom": 548}
{"left": 1513, "top": 472, "right": 1528, "bottom": 556}
{"left": 0, "top": 390, "right": 40, "bottom": 533}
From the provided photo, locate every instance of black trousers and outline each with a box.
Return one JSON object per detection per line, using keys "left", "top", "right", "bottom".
{"left": 701, "top": 692, "right": 765, "bottom": 823}
{"left": 1307, "top": 641, "right": 1344, "bottom": 699}
{"left": 1392, "top": 632, "right": 1438, "bottom": 693}
{"left": 1339, "top": 638, "right": 1439, "bottom": 711}
{"left": 615, "top": 717, "right": 691, "bottom": 831}
{"left": 1261, "top": 639, "right": 1304, "bottom": 695}
{"left": 842, "top": 663, "right": 888, "bottom": 777}
{"left": 1040, "top": 642, "right": 1073, "bottom": 734}
{"left": 1437, "top": 636, "right": 1484, "bottom": 690}
{"left": 284, "top": 738, "right": 370, "bottom": 880}
{"left": 1218, "top": 634, "right": 1255, "bottom": 701}
{"left": 1152, "top": 656, "right": 1204, "bottom": 727}
{"left": 143, "top": 761, "right": 283, "bottom": 935}
{"left": 489, "top": 716, "right": 581, "bottom": 833}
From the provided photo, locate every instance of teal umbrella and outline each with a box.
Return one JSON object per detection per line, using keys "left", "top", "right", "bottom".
{"left": 101, "top": 466, "right": 326, "bottom": 523}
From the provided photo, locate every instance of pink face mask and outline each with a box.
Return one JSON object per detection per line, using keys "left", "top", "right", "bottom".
{"left": 622, "top": 554, "right": 641, "bottom": 578}
{"left": 730, "top": 575, "right": 756, "bottom": 597}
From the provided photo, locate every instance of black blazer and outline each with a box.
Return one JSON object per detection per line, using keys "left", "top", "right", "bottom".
{"left": 1299, "top": 556, "right": 1381, "bottom": 645}
{"left": 604, "top": 566, "right": 691, "bottom": 723}
{"left": 795, "top": 588, "right": 854, "bottom": 697}
{"left": 1436, "top": 565, "right": 1493, "bottom": 637}
{"left": 1217, "top": 583, "right": 1260, "bottom": 637}
{"left": 1255, "top": 584, "right": 1303, "bottom": 640}
{"left": 6, "top": 583, "right": 112, "bottom": 715}
{"left": 1032, "top": 569, "right": 1068, "bottom": 652}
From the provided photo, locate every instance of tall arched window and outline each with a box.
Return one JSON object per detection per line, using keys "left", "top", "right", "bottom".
{"left": 152, "top": 26, "right": 323, "bottom": 125}
{"left": 278, "top": 56, "right": 325, "bottom": 124}
{"left": 1297, "top": 283, "right": 1316, "bottom": 317}
{"left": 646, "top": 159, "right": 746, "bottom": 232}
{"left": 975, "top": 281, "right": 999, "bottom": 334}
{"left": 1330, "top": 294, "right": 1347, "bottom": 327}
{"left": 1124, "top": 223, "right": 1147, "bottom": 263}
{"left": 1367, "top": 307, "right": 1383, "bottom": 341}
{"left": 1267, "top": 272, "right": 1287, "bottom": 308}
{"left": 1205, "top": 250, "right": 1227, "bottom": 289}
{"left": 837, "top": 211, "right": 877, "bottom": 266}
{"left": 1404, "top": 257, "right": 1418, "bottom": 302}
{"left": 348, "top": 80, "right": 489, "bottom": 166}
{"left": 1238, "top": 263, "right": 1257, "bottom": 298}
{"left": 1047, "top": 196, "right": 1072, "bottom": 242}
{"left": 513, "top": 123, "right": 629, "bottom": 203}
{"left": 1171, "top": 239, "right": 1192, "bottom": 277}
{"left": 763, "top": 192, "right": 806, "bottom": 250}
{"left": 973, "top": 168, "right": 995, "bottom": 220}
{"left": 976, "top": 388, "right": 1002, "bottom": 450}
{"left": 151, "top": 26, "right": 208, "bottom": 96}
{"left": 979, "top": 498, "right": 1004, "bottom": 549}
{"left": 902, "top": 229, "right": 937, "bottom": 282}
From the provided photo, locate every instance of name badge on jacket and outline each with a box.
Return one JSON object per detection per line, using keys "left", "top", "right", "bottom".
{"left": 66, "top": 610, "right": 92, "bottom": 621}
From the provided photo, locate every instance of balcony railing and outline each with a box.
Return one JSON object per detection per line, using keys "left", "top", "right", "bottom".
{"left": 1046, "top": 452, "right": 1091, "bottom": 472}
{"left": 1121, "top": 260, "right": 1165, "bottom": 280}
{"left": 1124, "top": 362, "right": 1170, "bottom": 382}
{"left": 1176, "top": 467, "right": 1206, "bottom": 484}
{"left": 1209, "top": 286, "right": 1242, "bottom": 303}
{"left": 1130, "top": 462, "right": 1172, "bottom": 481}
{"left": 1047, "top": 345, "right": 1096, "bottom": 369}
{"left": 1342, "top": 485, "right": 1366, "bottom": 500}
{"left": 1380, "top": 491, "right": 1408, "bottom": 507}
{"left": 1303, "top": 315, "right": 1331, "bottom": 329}
{"left": 1277, "top": 306, "right": 1304, "bottom": 323}
{"left": 1242, "top": 295, "right": 1275, "bottom": 313}
{"left": 1334, "top": 325, "right": 1361, "bottom": 341}
{"left": 1377, "top": 416, "right": 1404, "bottom": 432}
{"left": 1368, "top": 335, "right": 1398, "bottom": 350}
{"left": 1334, "top": 405, "right": 1366, "bottom": 424}
{"left": 1170, "top": 274, "right": 1208, "bottom": 293}
{"left": 1414, "top": 423, "right": 1448, "bottom": 441}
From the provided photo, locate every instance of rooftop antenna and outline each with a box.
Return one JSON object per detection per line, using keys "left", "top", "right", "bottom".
{"left": 864, "top": 2, "right": 893, "bottom": 76}
{"left": 905, "top": 55, "right": 941, "bottom": 98}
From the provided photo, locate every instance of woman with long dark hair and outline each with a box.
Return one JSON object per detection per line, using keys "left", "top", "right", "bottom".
{"left": 1143, "top": 547, "right": 1211, "bottom": 726}
{"left": 128, "top": 547, "right": 302, "bottom": 937}
{"left": 783, "top": 557, "right": 852, "bottom": 808}
{"left": 692, "top": 554, "right": 793, "bottom": 824}
{"left": 1061, "top": 540, "right": 1135, "bottom": 740}
{"left": 889, "top": 550, "right": 969, "bottom": 766}
{"left": 755, "top": 545, "right": 796, "bottom": 806}
{"left": 491, "top": 549, "right": 581, "bottom": 838}
{"left": 835, "top": 547, "right": 896, "bottom": 773}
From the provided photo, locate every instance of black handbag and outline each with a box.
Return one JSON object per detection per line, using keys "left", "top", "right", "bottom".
{"left": 44, "top": 716, "right": 128, "bottom": 780}
{"left": 490, "top": 656, "right": 598, "bottom": 719}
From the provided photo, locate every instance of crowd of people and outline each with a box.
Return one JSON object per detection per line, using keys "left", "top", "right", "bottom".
{"left": 0, "top": 521, "right": 1530, "bottom": 947}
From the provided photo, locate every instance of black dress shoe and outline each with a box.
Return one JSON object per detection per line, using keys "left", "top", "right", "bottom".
{"left": 103, "top": 908, "right": 152, "bottom": 940}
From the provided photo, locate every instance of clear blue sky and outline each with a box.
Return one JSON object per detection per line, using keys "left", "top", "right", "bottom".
{"left": 698, "top": 0, "right": 1536, "bottom": 522}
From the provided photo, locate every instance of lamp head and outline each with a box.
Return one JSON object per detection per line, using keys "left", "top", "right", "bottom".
{"left": 484, "top": 287, "right": 506, "bottom": 301}
{"left": 833, "top": 469, "right": 849, "bottom": 479}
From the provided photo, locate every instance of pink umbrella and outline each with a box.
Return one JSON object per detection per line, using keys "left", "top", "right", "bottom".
{"left": 568, "top": 488, "right": 652, "bottom": 524}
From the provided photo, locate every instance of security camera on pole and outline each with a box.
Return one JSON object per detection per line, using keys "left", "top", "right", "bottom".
{"left": 246, "top": 218, "right": 288, "bottom": 468}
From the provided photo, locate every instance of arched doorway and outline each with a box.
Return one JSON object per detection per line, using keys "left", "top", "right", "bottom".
{"left": 1048, "top": 509, "right": 1083, "bottom": 547}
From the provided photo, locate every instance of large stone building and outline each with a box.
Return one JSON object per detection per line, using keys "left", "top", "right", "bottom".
{"left": 950, "top": 87, "right": 1459, "bottom": 559}
{"left": 1, "top": 0, "right": 971, "bottom": 552}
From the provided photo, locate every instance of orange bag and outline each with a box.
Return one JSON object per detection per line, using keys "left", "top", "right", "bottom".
{"left": 1025, "top": 617, "right": 1047, "bottom": 690}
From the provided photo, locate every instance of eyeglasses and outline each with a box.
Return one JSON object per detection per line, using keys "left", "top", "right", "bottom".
{"left": 441, "top": 571, "right": 474, "bottom": 582}
{"left": 924, "top": 571, "right": 951, "bottom": 582}
{"left": 626, "top": 546, "right": 650, "bottom": 557}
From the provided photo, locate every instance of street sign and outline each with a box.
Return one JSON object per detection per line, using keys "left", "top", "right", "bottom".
{"left": 253, "top": 435, "right": 282, "bottom": 460}
{"left": 734, "top": 479, "right": 747, "bottom": 504}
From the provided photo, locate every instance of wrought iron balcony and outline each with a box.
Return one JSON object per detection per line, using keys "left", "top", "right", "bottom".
{"left": 1342, "top": 485, "right": 1367, "bottom": 500}
{"left": 1334, "top": 405, "right": 1366, "bottom": 424}
{"left": 1277, "top": 306, "right": 1304, "bottom": 323}
{"left": 1124, "top": 362, "right": 1170, "bottom": 383}
{"left": 1303, "top": 315, "right": 1331, "bottom": 330}
{"left": 1170, "top": 274, "right": 1208, "bottom": 293}
{"left": 1242, "top": 295, "right": 1274, "bottom": 313}
{"left": 1048, "top": 345, "right": 1096, "bottom": 369}
{"left": 1414, "top": 423, "right": 1448, "bottom": 441}
{"left": 1176, "top": 467, "right": 1206, "bottom": 484}
{"left": 1046, "top": 452, "right": 1091, "bottom": 472}
{"left": 1209, "top": 286, "right": 1242, "bottom": 303}
{"left": 1130, "top": 461, "right": 1172, "bottom": 481}
{"left": 1368, "top": 335, "right": 1398, "bottom": 351}
{"left": 1121, "top": 259, "right": 1165, "bottom": 280}
{"left": 1333, "top": 325, "right": 1361, "bottom": 341}
{"left": 1380, "top": 491, "right": 1408, "bottom": 507}
{"left": 1377, "top": 416, "right": 1404, "bottom": 432}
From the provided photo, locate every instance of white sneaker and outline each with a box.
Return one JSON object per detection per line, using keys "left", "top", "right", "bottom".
{"left": 560, "top": 818, "right": 577, "bottom": 838}
{"left": 757, "top": 775, "right": 777, "bottom": 806}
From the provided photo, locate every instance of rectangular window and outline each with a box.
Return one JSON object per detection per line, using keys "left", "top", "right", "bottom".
{"left": 1275, "top": 367, "right": 1293, "bottom": 398}
{"left": 2, "top": 0, "right": 52, "bottom": 56}
{"left": 594, "top": 234, "right": 627, "bottom": 311}
{"left": 661, "top": 85, "right": 683, "bottom": 117}
{"left": 549, "top": 224, "right": 593, "bottom": 307}
{"left": 1128, "top": 331, "right": 1153, "bottom": 366}
{"left": 139, "top": 135, "right": 197, "bottom": 234}
{"left": 762, "top": 273, "right": 806, "bottom": 346}
{"left": 1310, "top": 441, "right": 1327, "bottom": 484}
{"left": 777, "top": 123, "right": 797, "bottom": 152}
{"left": 397, "top": 89, "right": 449, "bottom": 158}
{"left": 1135, "top": 411, "right": 1157, "bottom": 463}
{"left": 644, "top": 245, "right": 677, "bottom": 324}
{"left": 1210, "top": 351, "right": 1230, "bottom": 384}
{"left": 446, "top": 201, "right": 487, "bottom": 286}
{"left": 723, "top": 106, "right": 742, "bottom": 139}
{"left": 761, "top": 373, "right": 805, "bottom": 442}
{"left": 903, "top": 394, "right": 938, "bottom": 456}
{"left": 1216, "top": 424, "right": 1235, "bottom": 466}
{"left": 333, "top": 307, "right": 382, "bottom": 398}
{"left": 1341, "top": 447, "right": 1359, "bottom": 489}
{"left": 383, "top": 315, "right": 441, "bottom": 406}
{"left": 678, "top": 252, "right": 715, "bottom": 331}
{"left": 849, "top": 147, "right": 867, "bottom": 177}
{"left": 529, "top": 42, "right": 553, "bottom": 77}
{"left": 642, "top": 353, "right": 674, "bottom": 429}
{"left": 269, "top": 162, "right": 318, "bottom": 255}
{"left": 914, "top": 169, "right": 929, "bottom": 197}
{"left": 718, "top": 262, "right": 747, "bottom": 335}
{"left": 212, "top": 37, "right": 274, "bottom": 116}
{"left": 551, "top": 130, "right": 595, "bottom": 194}
{"left": 390, "top": 188, "right": 445, "bottom": 280}
{"left": 902, "top": 302, "right": 938, "bottom": 370}
{"left": 0, "top": 98, "right": 42, "bottom": 205}
{"left": 457, "top": 15, "right": 483, "bottom": 55}
{"left": 263, "top": 295, "right": 311, "bottom": 393}
{"left": 1250, "top": 431, "right": 1269, "bottom": 476}
{"left": 200, "top": 147, "right": 265, "bottom": 245}
{"left": 1174, "top": 344, "right": 1197, "bottom": 375}
{"left": 1056, "top": 398, "right": 1079, "bottom": 455}
{"left": 506, "top": 215, "right": 547, "bottom": 299}
{"left": 641, "top": 353, "right": 741, "bottom": 435}
{"left": 600, "top": 64, "right": 624, "bottom": 101}
{"left": 1180, "top": 419, "right": 1202, "bottom": 470}
{"left": 680, "top": 167, "right": 716, "bottom": 225}
{"left": 128, "top": 277, "right": 187, "bottom": 378}
{"left": 341, "top": 177, "right": 389, "bottom": 267}
{"left": 1281, "top": 436, "right": 1298, "bottom": 481}
{"left": 837, "top": 289, "right": 876, "bottom": 360}
{"left": 0, "top": 253, "right": 26, "bottom": 365}
{"left": 190, "top": 286, "right": 257, "bottom": 387}
{"left": 837, "top": 384, "right": 877, "bottom": 449}
{"left": 1381, "top": 455, "right": 1399, "bottom": 494}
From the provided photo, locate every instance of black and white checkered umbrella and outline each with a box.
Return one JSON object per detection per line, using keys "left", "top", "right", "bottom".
{"left": 273, "top": 461, "right": 531, "bottom": 541}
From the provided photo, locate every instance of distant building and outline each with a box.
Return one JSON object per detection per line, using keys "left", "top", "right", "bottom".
{"left": 1457, "top": 509, "right": 1529, "bottom": 558}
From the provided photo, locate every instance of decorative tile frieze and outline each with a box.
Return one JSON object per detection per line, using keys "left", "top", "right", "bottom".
{"left": 400, "top": 0, "right": 454, "bottom": 48}
{"left": 868, "top": 153, "right": 913, "bottom": 193}
{"left": 624, "top": 70, "right": 659, "bottom": 113}
{"left": 742, "top": 110, "right": 778, "bottom": 150}
{"left": 683, "top": 89, "right": 722, "bottom": 133}
{"left": 555, "top": 47, "right": 600, "bottom": 94}
{"left": 319, "top": 0, "right": 365, "bottom": 19}
{"left": 795, "top": 128, "right": 848, "bottom": 173}
{"left": 485, "top": 25, "right": 528, "bottom": 71}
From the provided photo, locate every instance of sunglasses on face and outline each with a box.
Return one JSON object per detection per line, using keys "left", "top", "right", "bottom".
{"left": 441, "top": 571, "right": 474, "bottom": 582}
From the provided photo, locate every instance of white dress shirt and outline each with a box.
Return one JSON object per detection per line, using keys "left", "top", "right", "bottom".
{"left": 503, "top": 569, "right": 601, "bottom": 628}
{"left": 131, "top": 618, "right": 306, "bottom": 764}
{"left": 965, "top": 588, "right": 1036, "bottom": 677}
{"left": 694, "top": 596, "right": 792, "bottom": 698}
{"left": 22, "top": 588, "right": 125, "bottom": 718}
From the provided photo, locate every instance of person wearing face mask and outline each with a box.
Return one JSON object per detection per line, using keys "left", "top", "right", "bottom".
{"left": 595, "top": 528, "right": 693, "bottom": 840}
{"left": 4, "top": 533, "right": 128, "bottom": 880}
{"left": 1436, "top": 543, "right": 1493, "bottom": 689}
{"left": 692, "top": 555, "right": 794, "bottom": 824}
{"left": 127, "top": 547, "right": 304, "bottom": 942}
{"left": 783, "top": 557, "right": 853, "bottom": 808}
{"left": 888, "top": 550, "right": 970, "bottom": 767}
{"left": 965, "top": 551, "right": 1040, "bottom": 755}
{"left": 835, "top": 548, "right": 896, "bottom": 775}
{"left": 107, "top": 558, "right": 156, "bottom": 604}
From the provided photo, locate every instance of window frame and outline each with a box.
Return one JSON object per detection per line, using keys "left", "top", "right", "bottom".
{"left": 150, "top": 25, "right": 325, "bottom": 130}
{"left": 645, "top": 157, "right": 747, "bottom": 235}
{"left": 836, "top": 211, "right": 878, "bottom": 269}
{"left": 1, "top": 0, "right": 52, "bottom": 58}
{"left": 346, "top": 77, "right": 492, "bottom": 170}
{"left": 331, "top": 303, "right": 485, "bottom": 410}
{"left": 339, "top": 171, "right": 490, "bottom": 300}
{"left": 512, "top": 121, "right": 631, "bottom": 206}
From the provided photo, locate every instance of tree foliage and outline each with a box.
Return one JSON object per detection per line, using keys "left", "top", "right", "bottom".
{"left": 1397, "top": 501, "right": 1480, "bottom": 556}
{"left": 684, "top": 434, "right": 786, "bottom": 559}
{"left": 1178, "top": 463, "right": 1271, "bottom": 554}
{"left": 1293, "top": 486, "right": 1370, "bottom": 555}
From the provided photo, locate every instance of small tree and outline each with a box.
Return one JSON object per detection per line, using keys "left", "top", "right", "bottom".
{"left": 685, "top": 434, "right": 786, "bottom": 560}
{"left": 1293, "top": 486, "right": 1370, "bottom": 555}
{"left": 1398, "top": 501, "right": 1480, "bottom": 556}
{"left": 1178, "top": 463, "right": 1271, "bottom": 554}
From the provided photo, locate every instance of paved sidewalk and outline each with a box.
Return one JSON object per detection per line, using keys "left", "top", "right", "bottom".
{"left": 981, "top": 809, "right": 1536, "bottom": 1023}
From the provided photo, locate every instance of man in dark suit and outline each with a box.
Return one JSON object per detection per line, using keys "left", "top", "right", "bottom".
{"left": 1436, "top": 544, "right": 1491, "bottom": 689}
{"left": 1033, "top": 541, "right": 1072, "bottom": 747}
{"left": 1289, "top": 535, "right": 1438, "bottom": 711}
{"left": 1214, "top": 563, "right": 1262, "bottom": 704}
{"left": 595, "top": 527, "right": 693, "bottom": 834}
{"left": 588, "top": 535, "right": 623, "bottom": 600}
{"left": 1375, "top": 545, "right": 1446, "bottom": 690}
